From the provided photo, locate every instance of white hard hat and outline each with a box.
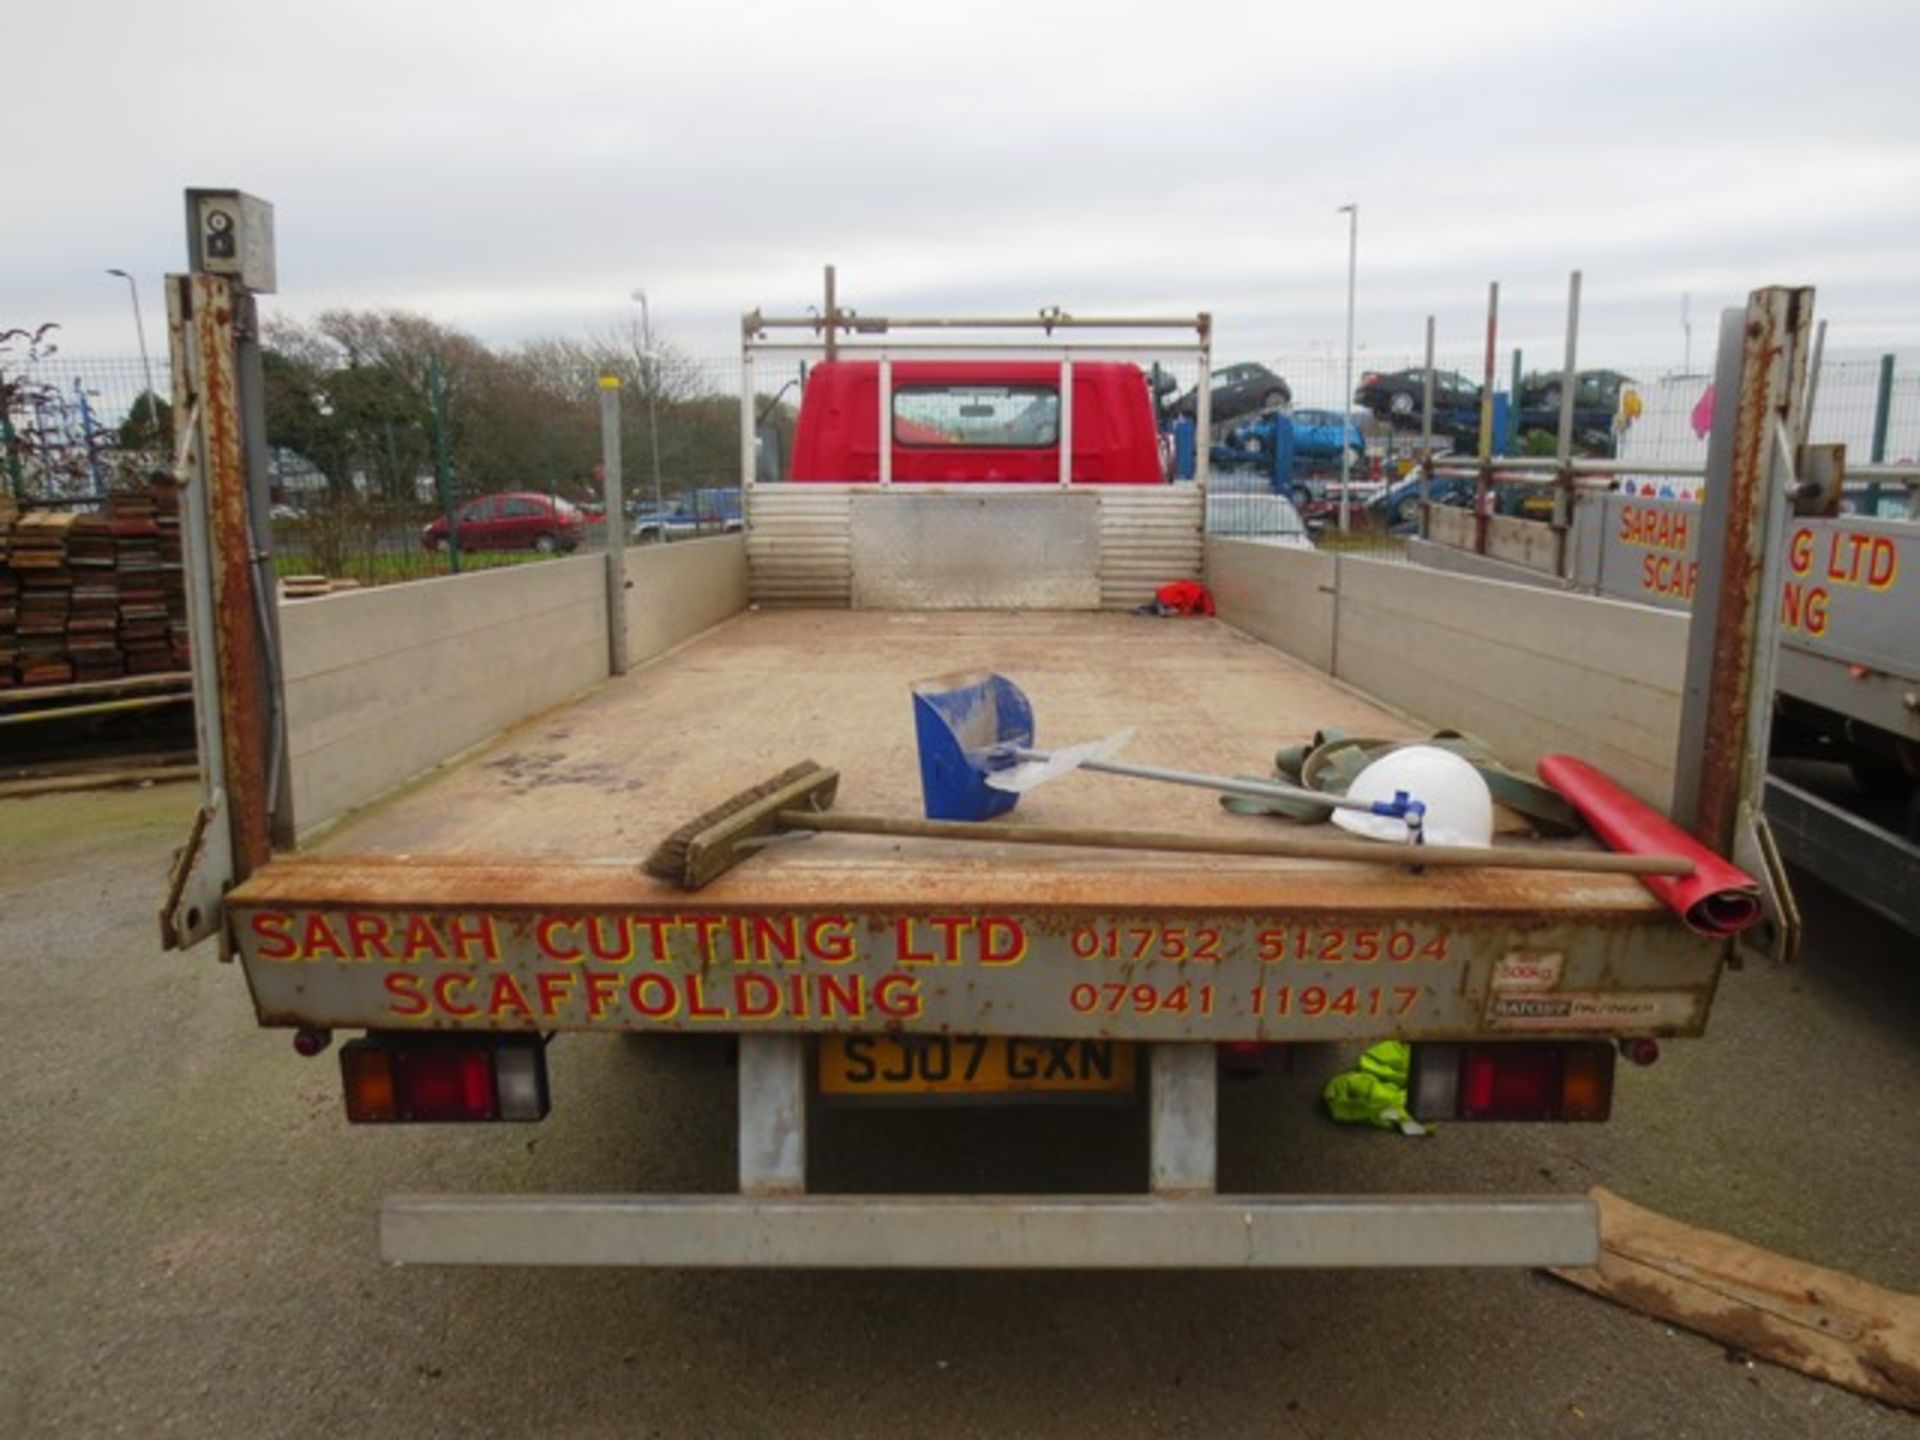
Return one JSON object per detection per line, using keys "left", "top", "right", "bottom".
{"left": 1330, "top": 745, "right": 1495, "bottom": 848}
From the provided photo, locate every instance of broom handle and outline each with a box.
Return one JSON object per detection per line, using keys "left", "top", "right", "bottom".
{"left": 778, "top": 810, "right": 1694, "bottom": 877}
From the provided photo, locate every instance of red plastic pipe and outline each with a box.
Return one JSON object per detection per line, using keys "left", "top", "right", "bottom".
{"left": 1537, "top": 755, "right": 1763, "bottom": 938}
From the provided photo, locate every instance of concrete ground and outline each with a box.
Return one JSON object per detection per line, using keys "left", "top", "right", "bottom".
{"left": 2, "top": 784, "right": 1915, "bottom": 1440}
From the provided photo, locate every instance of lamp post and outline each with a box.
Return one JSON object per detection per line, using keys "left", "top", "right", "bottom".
{"left": 1336, "top": 204, "right": 1358, "bottom": 533}
{"left": 630, "top": 289, "right": 666, "bottom": 515}
{"left": 105, "top": 268, "right": 157, "bottom": 428}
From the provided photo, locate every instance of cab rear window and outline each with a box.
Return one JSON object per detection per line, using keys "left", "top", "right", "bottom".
{"left": 893, "top": 385, "right": 1058, "bottom": 448}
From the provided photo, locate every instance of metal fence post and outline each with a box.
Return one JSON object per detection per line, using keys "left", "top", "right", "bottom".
{"left": 1419, "top": 316, "right": 1434, "bottom": 522}
{"left": 429, "top": 357, "right": 460, "bottom": 575}
{"left": 1195, "top": 313, "right": 1212, "bottom": 493}
{"left": 1507, "top": 348, "right": 1522, "bottom": 457}
{"left": 599, "top": 374, "right": 629, "bottom": 677}
{"left": 739, "top": 341, "right": 757, "bottom": 505}
{"left": 1475, "top": 282, "right": 1498, "bottom": 554}
{"left": 1554, "top": 271, "right": 1582, "bottom": 572}
{"left": 1, "top": 400, "right": 22, "bottom": 499}
{"left": 1866, "top": 352, "right": 1894, "bottom": 514}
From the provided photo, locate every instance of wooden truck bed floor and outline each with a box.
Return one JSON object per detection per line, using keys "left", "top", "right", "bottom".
{"left": 284, "top": 610, "right": 1664, "bottom": 921}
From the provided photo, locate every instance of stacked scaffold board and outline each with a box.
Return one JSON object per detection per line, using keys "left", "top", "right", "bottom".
{"left": 0, "top": 478, "right": 191, "bottom": 690}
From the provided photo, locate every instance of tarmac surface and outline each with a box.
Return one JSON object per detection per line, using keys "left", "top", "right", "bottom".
{"left": 2, "top": 784, "right": 1916, "bottom": 1439}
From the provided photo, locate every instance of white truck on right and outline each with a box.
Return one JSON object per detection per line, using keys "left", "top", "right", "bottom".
{"left": 1573, "top": 486, "right": 1919, "bottom": 935}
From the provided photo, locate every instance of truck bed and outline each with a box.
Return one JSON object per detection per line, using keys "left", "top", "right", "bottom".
{"left": 299, "top": 608, "right": 1659, "bottom": 920}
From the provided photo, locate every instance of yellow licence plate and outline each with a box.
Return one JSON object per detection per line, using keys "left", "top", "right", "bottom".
{"left": 818, "top": 1036, "right": 1137, "bottom": 1098}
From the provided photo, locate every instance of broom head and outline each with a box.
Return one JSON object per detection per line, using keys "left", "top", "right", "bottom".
{"left": 642, "top": 761, "right": 840, "bottom": 889}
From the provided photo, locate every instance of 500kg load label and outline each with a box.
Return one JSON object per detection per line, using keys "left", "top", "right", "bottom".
{"left": 233, "top": 906, "right": 1691, "bottom": 1039}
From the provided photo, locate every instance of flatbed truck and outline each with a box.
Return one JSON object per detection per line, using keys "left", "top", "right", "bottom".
{"left": 159, "top": 224, "right": 1806, "bottom": 1269}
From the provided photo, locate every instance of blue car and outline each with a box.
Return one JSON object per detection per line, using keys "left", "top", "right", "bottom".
{"left": 1287, "top": 408, "right": 1368, "bottom": 465}
{"left": 630, "top": 486, "right": 745, "bottom": 543}
{"left": 1370, "top": 472, "right": 1475, "bottom": 530}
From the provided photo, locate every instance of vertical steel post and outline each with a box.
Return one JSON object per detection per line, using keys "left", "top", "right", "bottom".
{"left": 1, "top": 402, "right": 22, "bottom": 500}
{"left": 1555, "top": 273, "right": 1581, "bottom": 466}
{"left": 1150, "top": 1044, "right": 1217, "bottom": 1195}
{"left": 1058, "top": 355, "right": 1074, "bottom": 487}
{"left": 1673, "top": 287, "right": 1814, "bottom": 855}
{"left": 1799, "top": 319, "right": 1826, "bottom": 450}
{"left": 1475, "top": 282, "right": 1498, "bottom": 554}
{"left": 430, "top": 357, "right": 460, "bottom": 575}
{"left": 739, "top": 343, "right": 757, "bottom": 496}
{"left": 739, "top": 1035, "right": 807, "bottom": 1196}
{"left": 1554, "top": 271, "right": 1582, "bottom": 569}
{"left": 1866, "top": 352, "right": 1894, "bottom": 514}
{"left": 1419, "top": 316, "right": 1434, "bottom": 517}
{"left": 599, "top": 374, "right": 628, "bottom": 676}
{"left": 637, "top": 290, "right": 665, "bottom": 516}
{"left": 1194, "top": 320, "right": 1213, "bottom": 493}
{"left": 822, "top": 265, "right": 838, "bottom": 363}
{"left": 1338, "top": 204, "right": 1357, "bottom": 534}
{"left": 1508, "top": 348, "right": 1522, "bottom": 457}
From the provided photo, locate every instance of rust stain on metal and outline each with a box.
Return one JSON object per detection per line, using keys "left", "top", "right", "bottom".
{"left": 1691, "top": 291, "right": 1811, "bottom": 854}
{"left": 194, "top": 275, "right": 272, "bottom": 877}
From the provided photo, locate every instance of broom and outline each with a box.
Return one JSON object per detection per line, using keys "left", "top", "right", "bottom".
{"left": 642, "top": 761, "right": 1697, "bottom": 892}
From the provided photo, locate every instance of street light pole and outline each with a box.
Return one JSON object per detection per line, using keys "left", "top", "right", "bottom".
{"left": 631, "top": 288, "right": 666, "bottom": 514}
{"left": 1337, "top": 203, "right": 1358, "bottom": 534}
{"left": 105, "top": 268, "right": 157, "bottom": 421}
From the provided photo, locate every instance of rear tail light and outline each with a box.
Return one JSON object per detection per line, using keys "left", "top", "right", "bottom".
{"left": 1219, "top": 1040, "right": 1276, "bottom": 1077}
{"left": 1412, "top": 1043, "right": 1613, "bottom": 1123}
{"left": 341, "top": 1035, "right": 550, "bottom": 1123}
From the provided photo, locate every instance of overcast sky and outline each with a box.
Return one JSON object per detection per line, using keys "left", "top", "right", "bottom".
{"left": 7, "top": 0, "right": 1919, "bottom": 374}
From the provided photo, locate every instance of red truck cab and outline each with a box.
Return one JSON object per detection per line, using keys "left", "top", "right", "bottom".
{"left": 789, "top": 360, "right": 1165, "bottom": 484}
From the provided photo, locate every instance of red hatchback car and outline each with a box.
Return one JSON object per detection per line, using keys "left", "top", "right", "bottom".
{"left": 422, "top": 492, "right": 587, "bottom": 553}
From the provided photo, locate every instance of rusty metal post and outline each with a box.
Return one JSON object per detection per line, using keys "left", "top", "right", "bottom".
{"left": 1673, "top": 288, "right": 1814, "bottom": 864}
{"left": 189, "top": 273, "right": 274, "bottom": 878}
{"left": 234, "top": 289, "right": 293, "bottom": 850}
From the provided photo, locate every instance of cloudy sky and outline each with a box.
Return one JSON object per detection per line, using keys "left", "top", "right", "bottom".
{"left": 7, "top": 0, "right": 1919, "bottom": 373}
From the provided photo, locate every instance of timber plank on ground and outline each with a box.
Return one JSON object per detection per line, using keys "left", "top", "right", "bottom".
{"left": 1552, "top": 1186, "right": 1920, "bottom": 1411}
